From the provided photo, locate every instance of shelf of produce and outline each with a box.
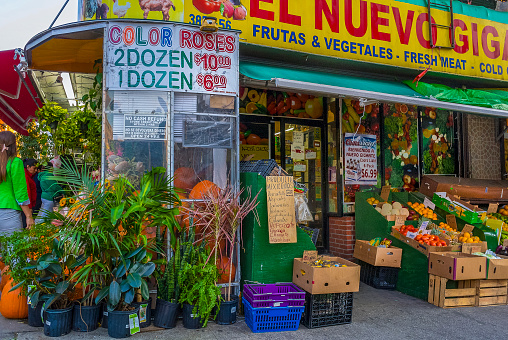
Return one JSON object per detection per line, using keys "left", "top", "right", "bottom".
{"left": 408, "top": 192, "right": 498, "bottom": 252}
{"left": 356, "top": 191, "right": 429, "bottom": 301}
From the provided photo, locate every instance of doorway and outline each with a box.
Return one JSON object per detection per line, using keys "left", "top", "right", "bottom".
{"left": 274, "top": 120, "right": 326, "bottom": 249}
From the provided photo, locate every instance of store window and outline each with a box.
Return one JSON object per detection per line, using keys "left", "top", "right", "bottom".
{"left": 383, "top": 103, "right": 419, "bottom": 191}
{"left": 341, "top": 99, "right": 381, "bottom": 209}
{"left": 103, "top": 90, "right": 169, "bottom": 187}
{"left": 173, "top": 93, "right": 237, "bottom": 196}
{"left": 239, "top": 87, "right": 324, "bottom": 119}
{"left": 420, "top": 108, "right": 456, "bottom": 175}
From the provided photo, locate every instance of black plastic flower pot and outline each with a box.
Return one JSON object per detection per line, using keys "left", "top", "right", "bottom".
{"left": 107, "top": 307, "right": 140, "bottom": 339}
{"left": 28, "top": 301, "right": 44, "bottom": 327}
{"left": 216, "top": 295, "right": 238, "bottom": 325}
{"left": 131, "top": 298, "right": 152, "bottom": 328}
{"left": 182, "top": 303, "right": 203, "bottom": 329}
{"left": 101, "top": 303, "right": 108, "bottom": 329}
{"left": 153, "top": 298, "right": 179, "bottom": 329}
{"left": 43, "top": 306, "right": 73, "bottom": 337}
{"left": 72, "top": 304, "right": 101, "bottom": 332}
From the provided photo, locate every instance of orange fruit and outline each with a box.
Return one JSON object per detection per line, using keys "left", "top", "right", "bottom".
{"left": 246, "top": 102, "right": 258, "bottom": 114}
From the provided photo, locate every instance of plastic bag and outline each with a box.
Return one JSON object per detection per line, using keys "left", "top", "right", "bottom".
{"left": 295, "top": 192, "right": 313, "bottom": 223}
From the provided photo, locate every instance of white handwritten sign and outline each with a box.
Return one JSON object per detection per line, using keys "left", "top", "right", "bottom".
{"left": 266, "top": 176, "right": 297, "bottom": 243}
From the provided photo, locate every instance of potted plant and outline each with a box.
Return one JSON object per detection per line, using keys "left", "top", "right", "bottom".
{"left": 178, "top": 239, "right": 221, "bottom": 329}
{"left": 20, "top": 239, "right": 84, "bottom": 337}
{"left": 0, "top": 223, "right": 58, "bottom": 326}
{"left": 154, "top": 228, "right": 202, "bottom": 329}
{"left": 187, "top": 185, "right": 259, "bottom": 325}
{"left": 94, "top": 246, "right": 155, "bottom": 338}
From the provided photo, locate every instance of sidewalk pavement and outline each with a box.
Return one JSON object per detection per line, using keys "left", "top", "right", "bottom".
{"left": 1, "top": 283, "right": 507, "bottom": 340}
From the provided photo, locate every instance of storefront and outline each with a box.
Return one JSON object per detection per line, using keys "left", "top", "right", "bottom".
{"left": 20, "top": 0, "right": 508, "bottom": 257}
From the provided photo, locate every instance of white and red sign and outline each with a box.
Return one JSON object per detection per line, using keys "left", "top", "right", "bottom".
{"left": 105, "top": 22, "right": 239, "bottom": 95}
{"left": 344, "top": 133, "right": 377, "bottom": 186}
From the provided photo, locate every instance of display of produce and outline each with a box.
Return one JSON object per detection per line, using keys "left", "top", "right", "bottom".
{"left": 407, "top": 202, "right": 438, "bottom": 220}
{"left": 240, "top": 88, "right": 323, "bottom": 119}
{"left": 374, "top": 202, "right": 409, "bottom": 218}
{"left": 383, "top": 103, "right": 419, "bottom": 190}
{"left": 458, "top": 232, "right": 482, "bottom": 244}
{"left": 421, "top": 108, "right": 455, "bottom": 175}
{"left": 399, "top": 228, "right": 448, "bottom": 247}
{"left": 366, "top": 197, "right": 380, "bottom": 205}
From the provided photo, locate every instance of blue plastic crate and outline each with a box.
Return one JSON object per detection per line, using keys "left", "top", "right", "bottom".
{"left": 243, "top": 297, "right": 304, "bottom": 333}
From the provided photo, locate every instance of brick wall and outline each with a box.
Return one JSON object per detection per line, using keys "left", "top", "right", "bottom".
{"left": 328, "top": 216, "right": 355, "bottom": 260}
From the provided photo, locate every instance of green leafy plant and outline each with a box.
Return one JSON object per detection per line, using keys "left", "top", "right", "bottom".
{"left": 81, "top": 59, "right": 103, "bottom": 113}
{"left": 178, "top": 244, "right": 221, "bottom": 327}
{"left": 47, "top": 160, "right": 180, "bottom": 310}
{"left": 36, "top": 102, "right": 67, "bottom": 128}
{"left": 95, "top": 246, "right": 155, "bottom": 312}
{"left": 18, "top": 239, "right": 83, "bottom": 312}
{"left": 0, "top": 223, "right": 58, "bottom": 294}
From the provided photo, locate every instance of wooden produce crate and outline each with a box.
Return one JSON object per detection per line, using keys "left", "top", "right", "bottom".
{"left": 476, "top": 279, "right": 508, "bottom": 306}
{"left": 428, "top": 274, "right": 477, "bottom": 308}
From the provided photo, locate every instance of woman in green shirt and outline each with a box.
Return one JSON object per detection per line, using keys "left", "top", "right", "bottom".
{"left": 0, "top": 131, "right": 34, "bottom": 234}
{"left": 34, "top": 163, "right": 62, "bottom": 224}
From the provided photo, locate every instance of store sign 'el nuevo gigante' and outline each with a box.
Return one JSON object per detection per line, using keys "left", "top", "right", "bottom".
{"left": 104, "top": 22, "right": 238, "bottom": 95}
{"left": 266, "top": 176, "right": 297, "bottom": 244}
{"left": 344, "top": 133, "right": 377, "bottom": 186}
{"left": 82, "top": 0, "right": 508, "bottom": 82}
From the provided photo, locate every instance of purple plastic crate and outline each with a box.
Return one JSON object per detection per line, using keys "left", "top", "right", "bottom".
{"left": 243, "top": 283, "right": 305, "bottom": 308}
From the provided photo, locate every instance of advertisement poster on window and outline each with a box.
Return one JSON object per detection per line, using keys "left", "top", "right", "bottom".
{"left": 344, "top": 133, "right": 377, "bottom": 186}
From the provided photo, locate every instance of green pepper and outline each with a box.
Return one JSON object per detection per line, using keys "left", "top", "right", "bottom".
{"left": 244, "top": 130, "right": 251, "bottom": 138}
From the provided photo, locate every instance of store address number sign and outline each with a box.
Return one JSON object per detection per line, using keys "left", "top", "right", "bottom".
{"left": 105, "top": 22, "right": 239, "bottom": 95}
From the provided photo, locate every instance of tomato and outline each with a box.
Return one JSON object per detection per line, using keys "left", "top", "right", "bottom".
{"left": 430, "top": 241, "right": 437, "bottom": 246}
{"left": 415, "top": 235, "right": 422, "bottom": 241}
{"left": 289, "top": 96, "right": 301, "bottom": 110}
{"left": 418, "top": 240, "right": 424, "bottom": 244}
{"left": 440, "top": 241, "right": 447, "bottom": 247}
{"left": 192, "top": 0, "right": 221, "bottom": 14}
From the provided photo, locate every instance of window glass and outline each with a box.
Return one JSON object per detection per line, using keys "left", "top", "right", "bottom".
{"left": 421, "top": 108, "right": 456, "bottom": 175}
{"left": 382, "top": 103, "right": 419, "bottom": 191}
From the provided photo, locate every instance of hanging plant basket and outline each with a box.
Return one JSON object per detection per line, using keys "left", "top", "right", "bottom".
{"left": 48, "top": 121, "right": 59, "bottom": 130}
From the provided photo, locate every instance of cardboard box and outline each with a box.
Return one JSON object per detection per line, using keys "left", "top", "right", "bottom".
{"left": 353, "top": 240, "right": 402, "bottom": 268}
{"left": 420, "top": 175, "right": 508, "bottom": 201}
{"left": 487, "top": 255, "right": 508, "bottom": 280}
{"left": 428, "top": 252, "right": 487, "bottom": 280}
{"left": 390, "top": 227, "right": 452, "bottom": 257}
{"left": 461, "top": 242, "right": 488, "bottom": 254}
{"left": 292, "top": 256, "right": 360, "bottom": 294}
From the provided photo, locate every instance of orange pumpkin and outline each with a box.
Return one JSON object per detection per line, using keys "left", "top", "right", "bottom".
{"left": 174, "top": 167, "right": 198, "bottom": 192}
{"left": 0, "top": 261, "right": 5, "bottom": 271}
{"left": 0, "top": 279, "right": 28, "bottom": 319}
{"left": 189, "top": 180, "right": 219, "bottom": 200}
{"left": 0, "top": 266, "right": 11, "bottom": 292}
{"left": 217, "top": 256, "right": 236, "bottom": 284}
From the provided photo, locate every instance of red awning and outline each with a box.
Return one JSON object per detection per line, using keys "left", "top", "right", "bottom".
{"left": 0, "top": 49, "right": 42, "bottom": 135}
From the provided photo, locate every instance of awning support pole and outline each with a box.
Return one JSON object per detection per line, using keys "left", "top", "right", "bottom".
{"left": 13, "top": 66, "right": 40, "bottom": 109}
{"left": 49, "top": 0, "right": 70, "bottom": 29}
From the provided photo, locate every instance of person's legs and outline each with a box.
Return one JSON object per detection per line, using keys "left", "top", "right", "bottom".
{"left": 0, "top": 209, "right": 22, "bottom": 236}
{"left": 35, "top": 198, "right": 55, "bottom": 224}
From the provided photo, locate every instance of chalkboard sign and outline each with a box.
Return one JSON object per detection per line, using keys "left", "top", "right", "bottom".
{"left": 182, "top": 120, "right": 233, "bottom": 148}
{"left": 124, "top": 114, "right": 166, "bottom": 140}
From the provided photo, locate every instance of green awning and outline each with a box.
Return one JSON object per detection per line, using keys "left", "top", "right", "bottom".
{"left": 240, "top": 61, "right": 420, "bottom": 98}
{"left": 240, "top": 60, "right": 508, "bottom": 117}
{"left": 404, "top": 80, "right": 508, "bottom": 111}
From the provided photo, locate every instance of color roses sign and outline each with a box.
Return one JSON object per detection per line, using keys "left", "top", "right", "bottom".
{"left": 344, "top": 133, "right": 377, "bottom": 186}
{"left": 82, "top": 0, "right": 508, "bottom": 82}
{"left": 105, "top": 22, "right": 239, "bottom": 95}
